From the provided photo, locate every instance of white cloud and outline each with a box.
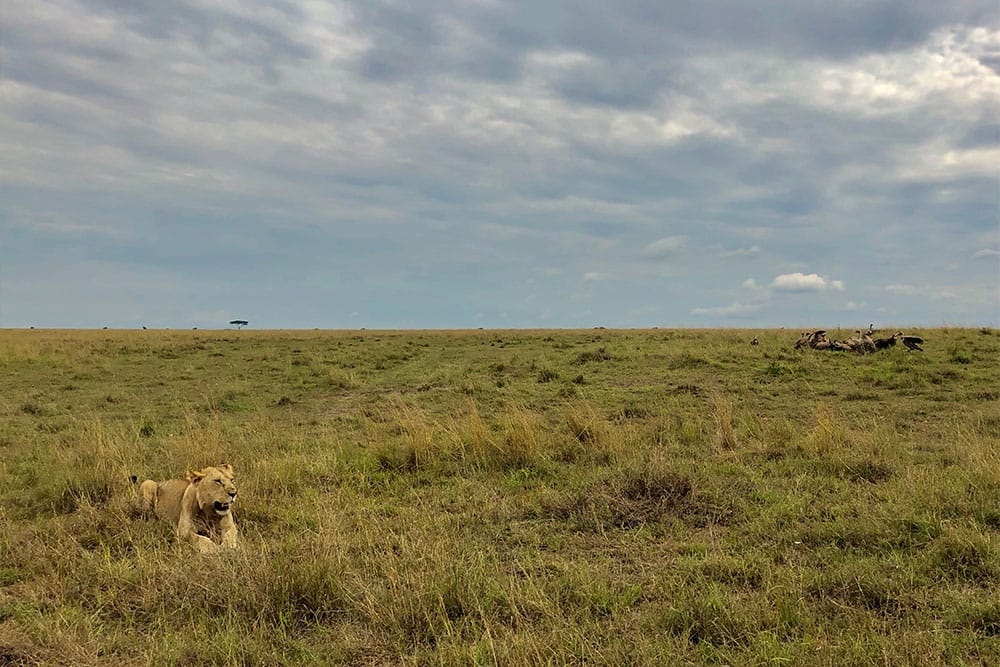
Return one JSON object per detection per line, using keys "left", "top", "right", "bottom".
{"left": 721, "top": 245, "right": 761, "bottom": 258}
{"left": 842, "top": 301, "right": 866, "bottom": 311}
{"left": 884, "top": 283, "right": 967, "bottom": 300}
{"left": 691, "top": 302, "right": 760, "bottom": 317}
{"left": 771, "top": 272, "right": 845, "bottom": 292}
{"left": 741, "top": 278, "right": 760, "bottom": 290}
{"left": 582, "top": 271, "right": 605, "bottom": 282}
{"left": 642, "top": 236, "right": 688, "bottom": 258}
{"left": 973, "top": 248, "right": 1000, "bottom": 258}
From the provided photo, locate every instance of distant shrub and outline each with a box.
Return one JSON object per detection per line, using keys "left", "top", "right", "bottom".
{"left": 138, "top": 423, "right": 155, "bottom": 438}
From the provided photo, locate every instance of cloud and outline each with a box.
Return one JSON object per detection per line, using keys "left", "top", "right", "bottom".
{"left": 842, "top": 301, "right": 866, "bottom": 311}
{"left": 741, "top": 278, "right": 761, "bottom": 290}
{"left": 642, "top": 235, "right": 688, "bottom": 258}
{"left": 771, "top": 273, "right": 846, "bottom": 292}
{"left": 721, "top": 245, "right": 762, "bottom": 258}
{"left": 884, "top": 283, "right": 965, "bottom": 300}
{"left": 691, "top": 302, "right": 761, "bottom": 317}
{"left": 1, "top": 1, "right": 997, "bottom": 328}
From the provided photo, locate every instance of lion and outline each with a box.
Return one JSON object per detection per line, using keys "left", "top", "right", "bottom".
{"left": 136, "top": 464, "right": 239, "bottom": 553}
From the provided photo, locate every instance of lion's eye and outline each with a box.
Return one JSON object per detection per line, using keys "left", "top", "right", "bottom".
{"left": 216, "top": 479, "right": 224, "bottom": 485}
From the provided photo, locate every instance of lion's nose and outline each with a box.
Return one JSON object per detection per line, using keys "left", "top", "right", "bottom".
{"left": 228, "top": 490, "right": 236, "bottom": 498}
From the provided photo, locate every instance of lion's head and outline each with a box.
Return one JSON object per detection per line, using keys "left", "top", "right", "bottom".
{"left": 187, "top": 464, "right": 237, "bottom": 516}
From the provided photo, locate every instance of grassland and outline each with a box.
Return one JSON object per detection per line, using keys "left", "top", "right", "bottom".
{"left": 0, "top": 327, "right": 997, "bottom": 666}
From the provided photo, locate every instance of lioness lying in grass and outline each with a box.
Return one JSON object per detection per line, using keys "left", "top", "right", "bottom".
{"left": 136, "top": 464, "right": 239, "bottom": 553}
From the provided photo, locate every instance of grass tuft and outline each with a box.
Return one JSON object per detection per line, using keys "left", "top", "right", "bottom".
{"left": 712, "top": 394, "right": 738, "bottom": 450}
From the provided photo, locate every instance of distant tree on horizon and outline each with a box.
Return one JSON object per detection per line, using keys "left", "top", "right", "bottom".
{"left": 230, "top": 320, "right": 249, "bottom": 329}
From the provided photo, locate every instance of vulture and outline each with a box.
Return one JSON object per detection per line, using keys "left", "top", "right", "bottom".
{"left": 873, "top": 333, "right": 898, "bottom": 350}
{"left": 899, "top": 333, "right": 925, "bottom": 351}
{"left": 842, "top": 330, "right": 864, "bottom": 353}
{"left": 859, "top": 332, "right": 876, "bottom": 354}
{"left": 809, "top": 331, "right": 829, "bottom": 349}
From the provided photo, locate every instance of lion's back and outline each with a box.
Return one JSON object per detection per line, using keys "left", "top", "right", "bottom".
{"left": 152, "top": 478, "right": 190, "bottom": 526}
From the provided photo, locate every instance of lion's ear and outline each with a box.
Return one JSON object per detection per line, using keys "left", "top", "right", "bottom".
{"left": 217, "top": 463, "right": 233, "bottom": 475}
{"left": 187, "top": 469, "right": 206, "bottom": 483}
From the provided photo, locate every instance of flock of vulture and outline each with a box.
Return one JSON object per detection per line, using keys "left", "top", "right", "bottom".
{"left": 793, "top": 326, "right": 925, "bottom": 354}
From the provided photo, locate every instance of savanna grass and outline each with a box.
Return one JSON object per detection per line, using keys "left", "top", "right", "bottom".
{"left": 0, "top": 327, "right": 997, "bottom": 665}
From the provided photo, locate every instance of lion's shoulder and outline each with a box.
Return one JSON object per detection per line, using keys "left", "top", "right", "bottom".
{"left": 159, "top": 478, "right": 192, "bottom": 498}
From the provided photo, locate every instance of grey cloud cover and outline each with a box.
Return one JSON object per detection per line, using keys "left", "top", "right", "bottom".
{"left": 1, "top": 0, "right": 998, "bottom": 328}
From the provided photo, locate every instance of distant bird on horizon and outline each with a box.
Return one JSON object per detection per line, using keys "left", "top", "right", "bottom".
{"left": 751, "top": 336, "right": 759, "bottom": 346}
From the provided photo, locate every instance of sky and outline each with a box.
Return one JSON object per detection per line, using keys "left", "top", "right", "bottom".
{"left": 1, "top": 0, "right": 998, "bottom": 329}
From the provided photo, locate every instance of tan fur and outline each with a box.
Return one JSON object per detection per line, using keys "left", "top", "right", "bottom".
{"left": 136, "top": 464, "right": 239, "bottom": 553}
